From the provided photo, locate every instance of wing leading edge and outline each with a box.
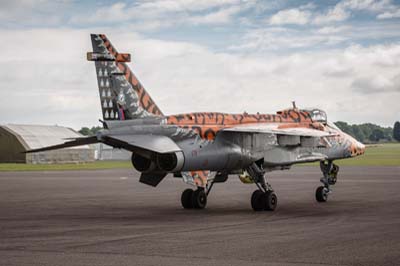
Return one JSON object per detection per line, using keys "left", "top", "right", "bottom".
{"left": 222, "top": 123, "right": 337, "bottom": 138}
{"left": 103, "top": 134, "right": 181, "bottom": 155}
{"left": 25, "top": 134, "right": 181, "bottom": 157}
{"left": 24, "top": 136, "right": 99, "bottom": 153}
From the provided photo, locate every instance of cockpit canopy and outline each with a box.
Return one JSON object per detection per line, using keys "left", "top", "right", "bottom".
{"left": 302, "top": 108, "right": 327, "bottom": 124}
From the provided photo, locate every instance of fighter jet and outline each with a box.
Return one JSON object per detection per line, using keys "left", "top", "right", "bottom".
{"left": 27, "top": 34, "right": 366, "bottom": 211}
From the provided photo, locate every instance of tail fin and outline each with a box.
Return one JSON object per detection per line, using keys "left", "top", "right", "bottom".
{"left": 88, "top": 34, "right": 163, "bottom": 121}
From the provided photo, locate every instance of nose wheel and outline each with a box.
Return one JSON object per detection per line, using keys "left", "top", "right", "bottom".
{"left": 316, "top": 161, "right": 339, "bottom": 203}
{"left": 315, "top": 186, "right": 329, "bottom": 202}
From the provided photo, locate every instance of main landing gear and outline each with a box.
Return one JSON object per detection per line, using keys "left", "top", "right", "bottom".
{"left": 247, "top": 162, "right": 277, "bottom": 211}
{"left": 181, "top": 188, "right": 207, "bottom": 209}
{"left": 180, "top": 174, "right": 221, "bottom": 209}
{"left": 316, "top": 161, "right": 339, "bottom": 202}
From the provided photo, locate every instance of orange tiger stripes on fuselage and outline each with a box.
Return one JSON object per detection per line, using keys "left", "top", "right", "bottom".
{"left": 166, "top": 110, "right": 314, "bottom": 141}
{"left": 99, "top": 34, "right": 163, "bottom": 117}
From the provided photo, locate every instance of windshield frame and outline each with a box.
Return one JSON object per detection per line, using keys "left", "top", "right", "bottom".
{"left": 302, "top": 108, "right": 328, "bottom": 124}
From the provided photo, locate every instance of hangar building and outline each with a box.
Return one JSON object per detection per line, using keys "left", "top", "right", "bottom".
{"left": 0, "top": 124, "right": 95, "bottom": 164}
{"left": 93, "top": 143, "right": 131, "bottom": 161}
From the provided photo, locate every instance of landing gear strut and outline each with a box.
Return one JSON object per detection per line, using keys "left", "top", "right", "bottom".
{"left": 316, "top": 161, "right": 339, "bottom": 202}
{"left": 247, "top": 162, "right": 277, "bottom": 211}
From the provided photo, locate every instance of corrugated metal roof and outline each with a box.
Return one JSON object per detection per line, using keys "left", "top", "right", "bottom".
{"left": 2, "top": 124, "right": 90, "bottom": 150}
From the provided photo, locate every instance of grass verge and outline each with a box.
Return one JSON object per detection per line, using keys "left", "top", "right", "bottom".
{"left": 334, "top": 143, "right": 400, "bottom": 166}
{"left": 304, "top": 143, "right": 400, "bottom": 166}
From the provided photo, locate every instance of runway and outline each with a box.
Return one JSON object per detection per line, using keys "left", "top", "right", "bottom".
{"left": 0, "top": 166, "right": 399, "bottom": 266}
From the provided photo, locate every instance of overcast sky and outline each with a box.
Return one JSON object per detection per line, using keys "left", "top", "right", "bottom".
{"left": 0, "top": 0, "right": 399, "bottom": 129}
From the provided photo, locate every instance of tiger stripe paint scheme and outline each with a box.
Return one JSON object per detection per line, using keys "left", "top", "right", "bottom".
{"left": 99, "top": 34, "right": 162, "bottom": 117}
{"left": 90, "top": 33, "right": 365, "bottom": 172}
{"left": 91, "top": 34, "right": 163, "bottom": 121}
{"left": 25, "top": 34, "right": 367, "bottom": 211}
{"left": 165, "top": 110, "right": 314, "bottom": 141}
{"left": 164, "top": 110, "right": 364, "bottom": 159}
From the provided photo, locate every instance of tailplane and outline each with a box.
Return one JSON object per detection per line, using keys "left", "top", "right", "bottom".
{"left": 88, "top": 34, "right": 163, "bottom": 121}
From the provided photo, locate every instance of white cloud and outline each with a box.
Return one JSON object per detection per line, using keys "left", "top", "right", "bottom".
{"left": 377, "top": 8, "right": 400, "bottom": 19}
{"left": 188, "top": 6, "right": 242, "bottom": 25}
{"left": 352, "top": 74, "right": 399, "bottom": 93}
{"left": 0, "top": 0, "right": 69, "bottom": 26}
{"left": 69, "top": 0, "right": 252, "bottom": 28}
{"left": 74, "top": 0, "right": 243, "bottom": 24}
{"left": 0, "top": 29, "right": 98, "bottom": 128}
{"left": 266, "top": 0, "right": 397, "bottom": 26}
{"left": 135, "top": 0, "right": 242, "bottom": 13}
{"left": 316, "top": 26, "right": 351, "bottom": 34}
{"left": 268, "top": 8, "right": 312, "bottom": 25}
{"left": 313, "top": 0, "right": 393, "bottom": 24}
{"left": 70, "top": 2, "right": 130, "bottom": 24}
{"left": 0, "top": 0, "right": 50, "bottom": 11}
{"left": 313, "top": 4, "right": 350, "bottom": 25}
{"left": 0, "top": 28, "right": 399, "bottom": 129}
{"left": 228, "top": 28, "right": 347, "bottom": 52}
{"left": 341, "top": 0, "right": 391, "bottom": 12}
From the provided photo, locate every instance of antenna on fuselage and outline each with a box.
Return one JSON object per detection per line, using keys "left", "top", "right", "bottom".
{"left": 292, "top": 101, "right": 297, "bottom": 109}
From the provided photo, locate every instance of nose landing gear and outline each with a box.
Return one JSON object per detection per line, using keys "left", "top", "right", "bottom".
{"left": 316, "top": 161, "right": 339, "bottom": 202}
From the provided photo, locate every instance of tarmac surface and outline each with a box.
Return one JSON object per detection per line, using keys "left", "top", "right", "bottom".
{"left": 0, "top": 166, "right": 399, "bottom": 266}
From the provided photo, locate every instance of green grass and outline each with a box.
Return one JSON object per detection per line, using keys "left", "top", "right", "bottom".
{"left": 333, "top": 143, "right": 400, "bottom": 166}
{"left": 0, "top": 161, "right": 131, "bottom": 172}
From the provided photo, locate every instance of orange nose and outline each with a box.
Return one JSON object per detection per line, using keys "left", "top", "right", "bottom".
{"left": 352, "top": 140, "right": 365, "bottom": 157}
{"left": 357, "top": 141, "right": 365, "bottom": 155}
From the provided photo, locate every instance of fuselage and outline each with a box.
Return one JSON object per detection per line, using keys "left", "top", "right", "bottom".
{"left": 102, "top": 108, "right": 365, "bottom": 173}
{"left": 25, "top": 33, "right": 367, "bottom": 210}
{"left": 89, "top": 33, "right": 365, "bottom": 174}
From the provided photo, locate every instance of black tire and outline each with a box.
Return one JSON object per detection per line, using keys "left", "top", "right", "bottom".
{"left": 264, "top": 191, "right": 277, "bottom": 211}
{"left": 251, "top": 190, "right": 264, "bottom": 211}
{"left": 192, "top": 189, "right": 207, "bottom": 209}
{"left": 181, "top": 189, "right": 194, "bottom": 209}
{"left": 332, "top": 164, "right": 339, "bottom": 174}
{"left": 316, "top": 186, "right": 328, "bottom": 202}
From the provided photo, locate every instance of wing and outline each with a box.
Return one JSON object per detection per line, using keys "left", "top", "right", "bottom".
{"left": 222, "top": 123, "right": 336, "bottom": 137}
{"left": 223, "top": 123, "right": 339, "bottom": 150}
{"left": 24, "top": 136, "right": 99, "bottom": 153}
{"left": 223, "top": 123, "right": 336, "bottom": 164}
{"left": 25, "top": 134, "right": 181, "bottom": 158}
{"left": 103, "top": 134, "right": 181, "bottom": 155}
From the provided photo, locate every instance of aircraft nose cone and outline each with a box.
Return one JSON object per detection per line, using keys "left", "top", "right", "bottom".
{"left": 352, "top": 140, "right": 365, "bottom": 157}
{"left": 357, "top": 141, "right": 365, "bottom": 155}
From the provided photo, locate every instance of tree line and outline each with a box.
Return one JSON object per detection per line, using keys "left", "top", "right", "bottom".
{"left": 78, "top": 126, "right": 102, "bottom": 136}
{"left": 78, "top": 122, "right": 400, "bottom": 143}
{"left": 334, "top": 121, "right": 400, "bottom": 143}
